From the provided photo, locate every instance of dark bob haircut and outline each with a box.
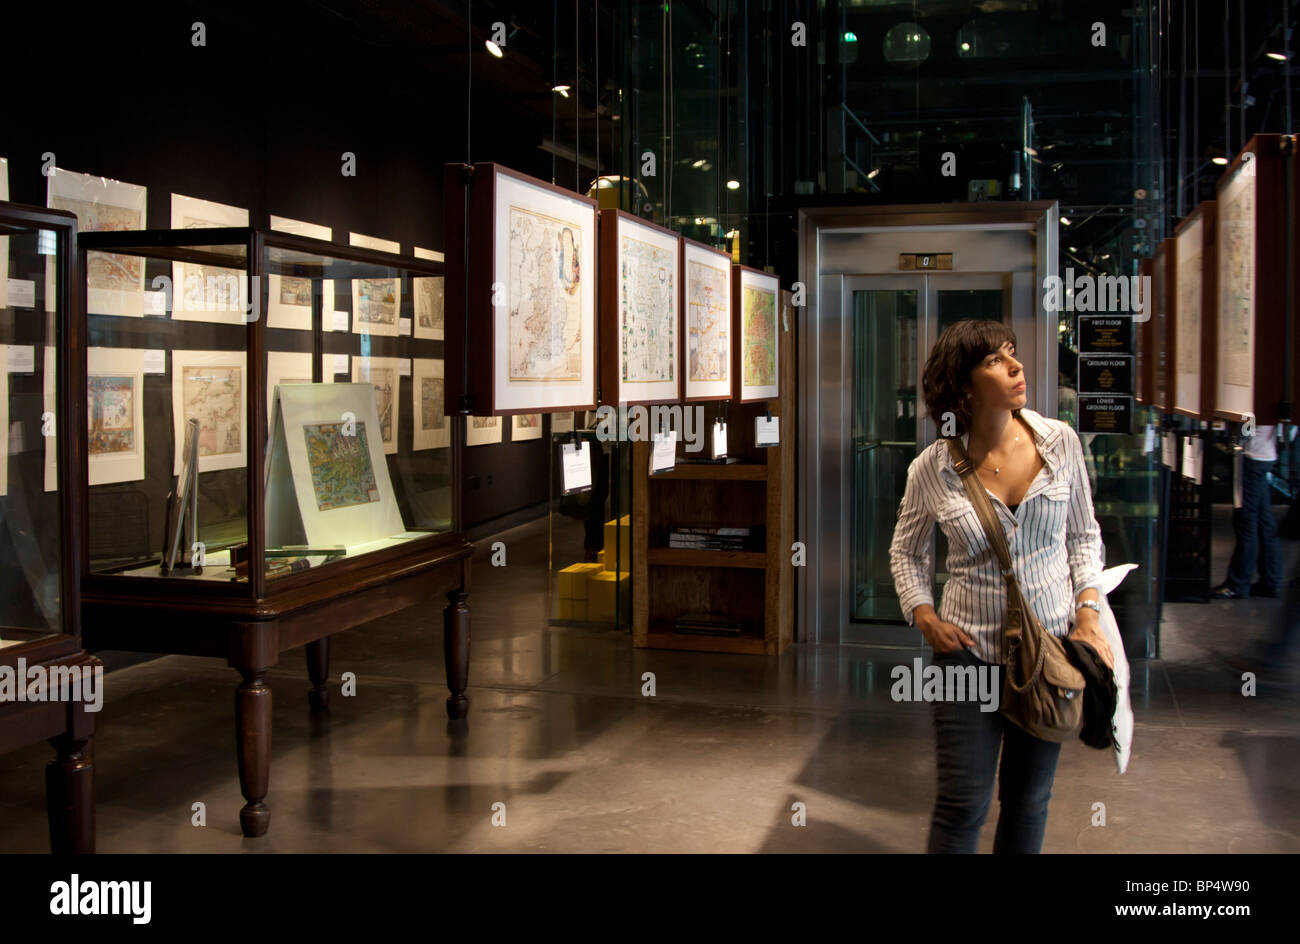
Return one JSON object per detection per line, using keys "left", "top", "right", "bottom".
{"left": 921, "top": 318, "right": 1019, "bottom": 436}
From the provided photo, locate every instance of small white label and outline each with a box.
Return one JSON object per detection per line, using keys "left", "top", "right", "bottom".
{"left": 398, "top": 358, "right": 411, "bottom": 377}
{"left": 756, "top": 415, "right": 780, "bottom": 447}
{"left": 6, "top": 279, "right": 35, "bottom": 308}
{"left": 712, "top": 421, "right": 728, "bottom": 459}
{"left": 142, "top": 349, "right": 166, "bottom": 374}
{"left": 650, "top": 431, "right": 676, "bottom": 473}
{"left": 399, "top": 317, "right": 412, "bottom": 336}
{"left": 1161, "top": 433, "right": 1176, "bottom": 469}
{"left": 331, "top": 353, "right": 349, "bottom": 375}
{"left": 561, "top": 441, "right": 592, "bottom": 493}
{"left": 143, "top": 290, "right": 167, "bottom": 316}
{"left": 1142, "top": 423, "right": 1155, "bottom": 454}
{"left": 6, "top": 344, "right": 35, "bottom": 373}
{"left": 332, "top": 310, "right": 349, "bottom": 331}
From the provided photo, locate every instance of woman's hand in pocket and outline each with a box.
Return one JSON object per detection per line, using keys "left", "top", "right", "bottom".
{"left": 915, "top": 606, "right": 976, "bottom": 653}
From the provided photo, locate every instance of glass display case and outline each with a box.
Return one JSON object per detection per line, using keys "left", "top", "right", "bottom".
{"left": 72, "top": 224, "right": 472, "bottom": 838}
{"left": 0, "top": 200, "right": 97, "bottom": 853}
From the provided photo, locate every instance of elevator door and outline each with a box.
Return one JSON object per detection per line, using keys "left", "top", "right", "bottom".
{"left": 844, "top": 272, "right": 1010, "bottom": 645}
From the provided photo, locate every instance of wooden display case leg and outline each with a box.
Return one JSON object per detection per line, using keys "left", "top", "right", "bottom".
{"left": 236, "top": 668, "right": 272, "bottom": 837}
{"left": 306, "top": 638, "right": 330, "bottom": 712}
{"left": 46, "top": 733, "right": 94, "bottom": 854}
{"left": 444, "top": 589, "right": 470, "bottom": 720}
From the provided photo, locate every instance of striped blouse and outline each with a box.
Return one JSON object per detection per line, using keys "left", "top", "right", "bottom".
{"left": 888, "top": 408, "right": 1105, "bottom": 665}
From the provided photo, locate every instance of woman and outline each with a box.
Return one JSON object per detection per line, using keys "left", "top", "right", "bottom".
{"left": 889, "top": 319, "right": 1113, "bottom": 854}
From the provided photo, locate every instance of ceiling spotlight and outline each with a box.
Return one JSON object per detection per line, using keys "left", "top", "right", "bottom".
{"left": 1068, "top": 246, "right": 1078, "bottom": 252}
{"left": 485, "top": 39, "right": 503, "bottom": 57}
{"left": 960, "top": 41, "right": 971, "bottom": 52}
{"left": 692, "top": 159, "right": 706, "bottom": 168}
{"left": 1024, "top": 146, "right": 1038, "bottom": 157}
{"left": 867, "top": 166, "right": 881, "bottom": 179}
{"left": 726, "top": 179, "right": 741, "bottom": 190}
{"left": 1211, "top": 156, "right": 1229, "bottom": 165}
{"left": 1100, "top": 253, "right": 1111, "bottom": 260}
{"left": 552, "top": 84, "right": 570, "bottom": 98}
{"left": 1267, "top": 51, "right": 1291, "bottom": 61}
{"left": 1060, "top": 216, "right": 1071, "bottom": 226}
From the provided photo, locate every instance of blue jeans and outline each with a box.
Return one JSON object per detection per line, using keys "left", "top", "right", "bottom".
{"left": 1226, "top": 458, "right": 1283, "bottom": 595}
{"left": 927, "top": 648, "right": 1062, "bottom": 854}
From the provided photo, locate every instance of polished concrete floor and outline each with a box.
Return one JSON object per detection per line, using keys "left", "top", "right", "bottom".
{"left": 1, "top": 507, "right": 1297, "bottom": 853}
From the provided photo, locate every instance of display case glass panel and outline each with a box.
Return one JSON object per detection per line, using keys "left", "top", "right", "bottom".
{"left": 77, "top": 228, "right": 454, "bottom": 592}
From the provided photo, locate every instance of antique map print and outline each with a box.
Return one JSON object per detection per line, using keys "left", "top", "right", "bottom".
{"left": 687, "top": 260, "right": 729, "bottom": 382}
{"left": 620, "top": 234, "right": 675, "bottom": 382}
{"left": 421, "top": 377, "right": 446, "bottom": 431}
{"left": 1218, "top": 171, "right": 1255, "bottom": 388}
{"left": 280, "top": 277, "right": 311, "bottom": 307}
{"left": 508, "top": 205, "right": 583, "bottom": 381}
{"left": 50, "top": 198, "right": 145, "bottom": 295}
{"left": 87, "top": 375, "right": 135, "bottom": 455}
{"left": 183, "top": 365, "right": 243, "bottom": 460}
{"left": 466, "top": 414, "right": 502, "bottom": 446}
{"left": 365, "top": 367, "right": 396, "bottom": 446}
{"left": 47, "top": 169, "right": 148, "bottom": 317}
{"left": 171, "top": 193, "right": 250, "bottom": 323}
{"left": 303, "top": 422, "right": 380, "bottom": 512}
{"left": 1177, "top": 248, "right": 1202, "bottom": 377}
{"left": 356, "top": 278, "right": 398, "bottom": 327}
{"left": 742, "top": 286, "right": 777, "bottom": 387}
{"left": 414, "top": 276, "right": 445, "bottom": 339}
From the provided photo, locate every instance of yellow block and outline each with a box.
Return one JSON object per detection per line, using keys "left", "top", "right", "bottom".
{"left": 596, "top": 549, "right": 605, "bottom": 567}
{"left": 603, "top": 517, "right": 631, "bottom": 572}
{"left": 558, "top": 562, "right": 602, "bottom": 599}
{"left": 558, "top": 598, "right": 588, "bottom": 620}
{"left": 588, "top": 570, "right": 631, "bottom": 621}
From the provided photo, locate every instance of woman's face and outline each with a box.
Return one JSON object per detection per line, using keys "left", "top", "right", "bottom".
{"left": 965, "top": 341, "right": 1027, "bottom": 412}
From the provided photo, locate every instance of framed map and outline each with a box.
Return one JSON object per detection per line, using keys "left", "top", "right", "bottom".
{"left": 267, "top": 351, "right": 313, "bottom": 424}
{"left": 1173, "top": 205, "right": 1208, "bottom": 418}
{"left": 444, "top": 163, "right": 597, "bottom": 414}
{"left": 1216, "top": 160, "right": 1256, "bottom": 419}
{"left": 87, "top": 347, "right": 146, "bottom": 486}
{"left": 733, "top": 264, "right": 780, "bottom": 402}
{"left": 413, "top": 247, "right": 445, "bottom": 340}
{"left": 47, "top": 168, "right": 147, "bottom": 317}
{"left": 412, "top": 357, "right": 450, "bottom": 451}
{"left": 170, "top": 350, "right": 247, "bottom": 474}
{"left": 681, "top": 238, "right": 733, "bottom": 401}
{"left": 511, "top": 413, "right": 543, "bottom": 441}
{"left": 268, "top": 215, "right": 333, "bottom": 330}
{"left": 466, "top": 415, "right": 501, "bottom": 447}
{"left": 171, "top": 193, "right": 250, "bottom": 325}
{"left": 598, "top": 210, "right": 679, "bottom": 405}
{"left": 1151, "top": 241, "right": 1170, "bottom": 412}
{"left": 352, "top": 355, "right": 402, "bottom": 454}
{"left": 349, "top": 232, "right": 402, "bottom": 338}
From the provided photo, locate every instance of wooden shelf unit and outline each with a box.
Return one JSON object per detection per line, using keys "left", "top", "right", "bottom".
{"left": 632, "top": 291, "right": 795, "bottom": 655}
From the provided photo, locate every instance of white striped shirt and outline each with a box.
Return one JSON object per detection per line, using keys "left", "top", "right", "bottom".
{"left": 889, "top": 408, "right": 1105, "bottom": 664}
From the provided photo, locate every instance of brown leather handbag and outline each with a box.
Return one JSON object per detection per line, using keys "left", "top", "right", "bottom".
{"left": 946, "top": 438, "right": 1085, "bottom": 743}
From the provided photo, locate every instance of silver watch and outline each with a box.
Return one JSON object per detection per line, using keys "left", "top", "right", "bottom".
{"left": 1076, "top": 599, "right": 1101, "bottom": 615}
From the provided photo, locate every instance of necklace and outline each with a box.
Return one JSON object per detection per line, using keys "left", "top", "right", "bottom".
{"left": 980, "top": 431, "right": 1021, "bottom": 475}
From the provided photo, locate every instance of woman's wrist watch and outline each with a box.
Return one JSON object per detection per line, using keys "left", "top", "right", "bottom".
{"left": 1076, "top": 599, "right": 1101, "bottom": 615}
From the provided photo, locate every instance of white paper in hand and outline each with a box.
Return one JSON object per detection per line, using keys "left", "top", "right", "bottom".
{"left": 560, "top": 441, "right": 592, "bottom": 493}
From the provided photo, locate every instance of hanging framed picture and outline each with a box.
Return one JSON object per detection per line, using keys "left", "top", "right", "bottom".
{"left": 351, "top": 355, "right": 402, "bottom": 455}
{"left": 47, "top": 167, "right": 148, "bottom": 317}
{"left": 511, "top": 413, "right": 543, "bottom": 441}
{"left": 1150, "top": 239, "right": 1172, "bottom": 413}
{"left": 1212, "top": 134, "right": 1295, "bottom": 424}
{"left": 170, "top": 349, "right": 248, "bottom": 475}
{"left": 732, "top": 264, "right": 780, "bottom": 403}
{"left": 1171, "top": 201, "right": 1218, "bottom": 420}
{"left": 680, "top": 238, "right": 733, "bottom": 402}
{"left": 443, "top": 162, "right": 597, "bottom": 415}
{"left": 466, "top": 415, "right": 502, "bottom": 447}
{"left": 412, "top": 246, "right": 445, "bottom": 341}
{"left": 86, "top": 347, "right": 146, "bottom": 486}
{"left": 349, "top": 232, "right": 402, "bottom": 338}
{"left": 268, "top": 215, "right": 333, "bottom": 331}
{"left": 171, "top": 193, "right": 250, "bottom": 325}
{"left": 412, "top": 357, "right": 450, "bottom": 451}
{"left": 598, "top": 209, "right": 680, "bottom": 406}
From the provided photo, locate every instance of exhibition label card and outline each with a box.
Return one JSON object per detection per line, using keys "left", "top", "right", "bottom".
{"left": 1182, "top": 436, "right": 1204, "bottom": 484}
{"left": 6, "top": 344, "right": 34, "bottom": 373}
{"left": 650, "top": 431, "right": 676, "bottom": 474}
{"left": 1161, "top": 433, "right": 1176, "bottom": 470}
{"left": 756, "top": 415, "right": 780, "bottom": 447}
{"left": 332, "top": 310, "right": 349, "bottom": 331}
{"left": 712, "top": 421, "right": 727, "bottom": 459}
{"left": 1142, "top": 424, "right": 1155, "bottom": 454}
{"left": 399, "top": 317, "right": 412, "bottom": 336}
{"left": 142, "top": 349, "right": 166, "bottom": 374}
{"left": 332, "top": 354, "right": 349, "bottom": 376}
{"left": 560, "top": 441, "right": 592, "bottom": 494}
{"left": 6, "top": 279, "right": 34, "bottom": 308}
{"left": 398, "top": 358, "right": 411, "bottom": 377}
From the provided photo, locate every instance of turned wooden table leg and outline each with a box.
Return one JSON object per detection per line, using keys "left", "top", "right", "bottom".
{"left": 236, "top": 668, "right": 272, "bottom": 837}
{"left": 306, "top": 638, "right": 330, "bottom": 712}
{"left": 444, "top": 589, "right": 470, "bottom": 719}
{"left": 46, "top": 733, "right": 94, "bottom": 854}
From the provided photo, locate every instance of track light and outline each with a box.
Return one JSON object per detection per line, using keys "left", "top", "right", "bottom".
{"left": 552, "top": 84, "right": 570, "bottom": 98}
